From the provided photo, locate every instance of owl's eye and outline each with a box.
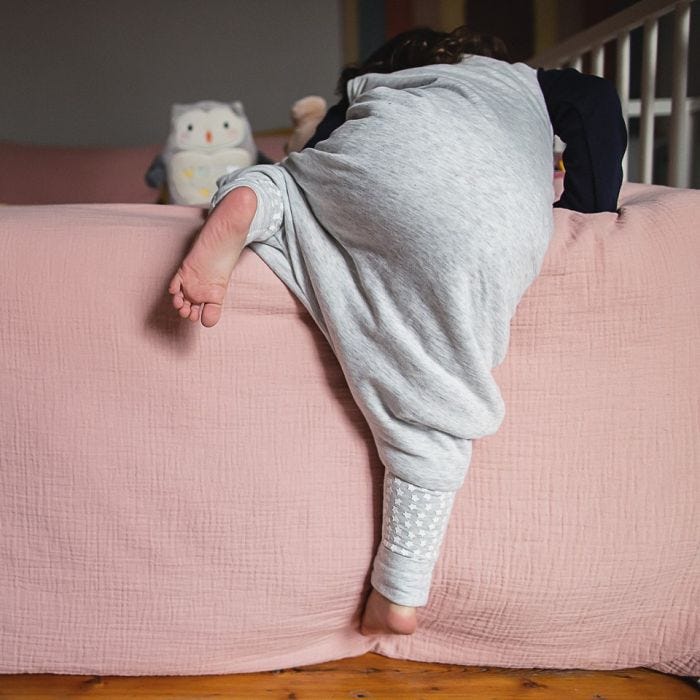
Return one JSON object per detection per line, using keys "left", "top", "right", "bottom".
{"left": 223, "top": 121, "right": 229, "bottom": 129}
{"left": 187, "top": 124, "right": 193, "bottom": 131}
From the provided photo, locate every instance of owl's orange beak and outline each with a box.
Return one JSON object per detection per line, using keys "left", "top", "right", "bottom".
{"left": 206, "top": 130, "right": 212, "bottom": 144}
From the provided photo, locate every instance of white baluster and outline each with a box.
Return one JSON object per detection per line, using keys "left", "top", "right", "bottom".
{"left": 640, "top": 18, "right": 658, "bottom": 184}
{"left": 668, "top": 1, "right": 691, "bottom": 188}
{"left": 591, "top": 44, "right": 605, "bottom": 77}
{"left": 616, "top": 31, "right": 631, "bottom": 182}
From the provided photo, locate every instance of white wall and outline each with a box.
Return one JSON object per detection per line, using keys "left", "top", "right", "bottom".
{"left": 0, "top": 0, "right": 343, "bottom": 147}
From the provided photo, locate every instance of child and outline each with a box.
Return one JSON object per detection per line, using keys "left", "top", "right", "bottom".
{"left": 304, "top": 27, "right": 627, "bottom": 215}
{"left": 168, "top": 28, "right": 609, "bottom": 638}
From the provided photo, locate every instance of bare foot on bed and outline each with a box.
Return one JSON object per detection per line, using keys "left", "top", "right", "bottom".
{"left": 168, "top": 186, "right": 257, "bottom": 327}
{"left": 360, "top": 588, "right": 417, "bottom": 636}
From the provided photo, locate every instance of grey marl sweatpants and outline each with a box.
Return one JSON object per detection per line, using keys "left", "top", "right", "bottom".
{"left": 211, "top": 55, "right": 554, "bottom": 606}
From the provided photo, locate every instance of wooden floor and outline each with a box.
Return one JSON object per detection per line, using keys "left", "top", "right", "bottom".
{"left": 1, "top": 653, "right": 698, "bottom": 699}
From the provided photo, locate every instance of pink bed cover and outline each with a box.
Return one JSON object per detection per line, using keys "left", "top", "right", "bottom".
{"left": 0, "top": 182, "right": 697, "bottom": 676}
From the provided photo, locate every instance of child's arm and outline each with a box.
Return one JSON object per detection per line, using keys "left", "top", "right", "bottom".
{"left": 537, "top": 67, "right": 627, "bottom": 213}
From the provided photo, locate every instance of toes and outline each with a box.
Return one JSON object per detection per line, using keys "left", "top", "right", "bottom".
{"left": 201, "top": 302, "right": 222, "bottom": 328}
{"left": 168, "top": 271, "right": 183, "bottom": 295}
{"left": 170, "top": 289, "right": 202, "bottom": 323}
{"left": 168, "top": 268, "right": 225, "bottom": 326}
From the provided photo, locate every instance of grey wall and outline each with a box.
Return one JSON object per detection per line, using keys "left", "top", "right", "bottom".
{"left": 0, "top": 0, "right": 343, "bottom": 147}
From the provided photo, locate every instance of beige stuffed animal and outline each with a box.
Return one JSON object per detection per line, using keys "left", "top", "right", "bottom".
{"left": 285, "top": 96, "right": 328, "bottom": 155}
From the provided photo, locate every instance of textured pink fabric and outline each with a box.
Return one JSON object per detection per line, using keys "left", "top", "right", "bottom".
{"left": 0, "top": 183, "right": 697, "bottom": 675}
{"left": 0, "top": 136, "right": 287, "bottom": 205}
{"left": 0, "top": 142, "right": 162, "bottom": 204}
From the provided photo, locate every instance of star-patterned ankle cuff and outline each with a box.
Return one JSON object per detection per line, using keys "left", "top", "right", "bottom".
{"left": 370, "top": 472, "right": 457, "bottom": 607}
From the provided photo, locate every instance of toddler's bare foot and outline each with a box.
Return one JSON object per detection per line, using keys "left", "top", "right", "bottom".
{"left": 360, "top": 588, "right": 417, "bottom": 636}
{"left": 168, "top": 186, "right": 257, "bottom": 327}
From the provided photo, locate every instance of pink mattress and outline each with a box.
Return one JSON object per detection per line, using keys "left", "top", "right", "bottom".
{"left": 0, "top": 182, "right": 698, "bottom": 675}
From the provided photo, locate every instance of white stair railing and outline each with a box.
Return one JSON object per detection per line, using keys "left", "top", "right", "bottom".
{"left": 529, "top": 0, "right": 696, "bottom": 188}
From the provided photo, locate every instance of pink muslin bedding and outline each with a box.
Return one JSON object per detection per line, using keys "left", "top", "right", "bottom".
{"left": 0, "top": 182, "right": 697, "bottom": 675}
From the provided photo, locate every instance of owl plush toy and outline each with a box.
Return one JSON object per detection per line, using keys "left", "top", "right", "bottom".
{"left": 146, "top": 100, "right": 269, "bottom": 206}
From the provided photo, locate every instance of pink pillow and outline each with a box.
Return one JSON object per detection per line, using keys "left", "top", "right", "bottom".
{"left": 0, "top": 134, "right": 289, "bottom": 205}
{"left": 0, "top": 141, "right": 162, "bottom": 204}
{"left": 255, "top": 133, "right": 288, "bottom": 163}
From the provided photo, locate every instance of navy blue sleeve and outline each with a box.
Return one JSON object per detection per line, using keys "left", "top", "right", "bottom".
{"left": 303, "top": 97, "right": 350, "bottom": 149}
{"left": 537, "top": 67, "right": 627, "bottom": 213}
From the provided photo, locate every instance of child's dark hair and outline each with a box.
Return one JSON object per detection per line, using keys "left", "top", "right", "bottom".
{"left": 338, "top": 25, "right": 510, "bottom": 96}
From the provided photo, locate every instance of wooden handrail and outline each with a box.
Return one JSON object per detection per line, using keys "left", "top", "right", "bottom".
{"left": 528, "top": 0, "right": 691, "bottom": 69}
